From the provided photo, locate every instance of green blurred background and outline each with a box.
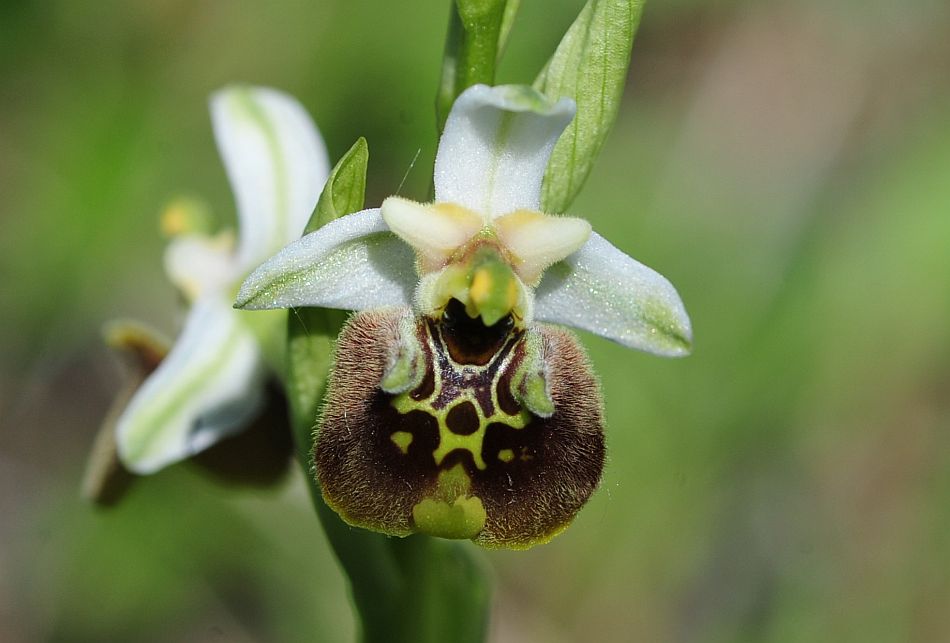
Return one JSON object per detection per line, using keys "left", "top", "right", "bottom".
{"left": 2, "top": 0, "right": 950, "bottom": 641}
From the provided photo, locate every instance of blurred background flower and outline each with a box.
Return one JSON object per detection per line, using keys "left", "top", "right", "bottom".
{"left": 1, "top": 0, "right": 948, "bottom": 641}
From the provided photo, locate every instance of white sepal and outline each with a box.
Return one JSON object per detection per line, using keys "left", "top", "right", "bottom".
{"left": 235, "top": 208, "right": 417, "bottom": 311}
{"left": 434, "top": 84, "right": 575, "bottom": 218}
{"left": 534, "top": 233, "right": 693, "bottom": 356}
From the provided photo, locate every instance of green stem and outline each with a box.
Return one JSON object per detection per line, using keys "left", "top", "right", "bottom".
{"left": 287, "top": 309, "right": 491, "bottom": 643}
{"left": 436, "top": 0, "right": 511, "bottom": 133}
{"left": 389, "top": 536, "right": 492, "bottom": 640}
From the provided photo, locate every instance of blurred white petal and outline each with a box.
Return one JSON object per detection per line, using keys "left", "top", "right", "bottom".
{"left": 116, "top": 295, "right": 267, "bottom": 474}
{"left": 163, "top": 231, "right": 236, "bottom": 301}
{"left": 211, "top": 85, "right": 330, "bottom": 272}
{"left": 535, "top": 233, "right": 693, "bottom": 356}
{"left": 236, "top": 208, "right": 416, "bottom": 311}
{"left": 434, "top": 84, "right": 575, "bottom": 218}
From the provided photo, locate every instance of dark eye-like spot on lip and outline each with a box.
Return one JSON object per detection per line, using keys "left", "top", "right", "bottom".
{"left": 445, "top": 400, "right": 480, "bottom": 435}
{"left": 440, "top": 299, "right": 515, "bottom": 366}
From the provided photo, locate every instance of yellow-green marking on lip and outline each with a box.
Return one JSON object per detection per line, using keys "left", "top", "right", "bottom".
{"left": 390, "top": 431, "right": 413, "bottom": 454}
{"left": 412, "top": 463, "right": 486, "bottom": 540}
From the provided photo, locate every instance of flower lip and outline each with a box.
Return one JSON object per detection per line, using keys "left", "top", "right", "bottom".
{"left": 440, "top": 298, "right": 515, "bottom": 365}
{"left": 315, "top": 306, "right": 606, "bottom": 548}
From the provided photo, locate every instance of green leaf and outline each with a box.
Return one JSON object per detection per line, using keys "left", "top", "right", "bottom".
{"left": 497, "top": 0, "right": 520, "bottom": 62}
{"left": 436, "top": 0, "right": 512, "bottom": 132}
{"left": 289, "top": 137, "right": 368, "bottom": 427}
{"left": 535, "top": 0, "right": 645, "bottom": 213}
{"left": 305, "top": 137, "right": 369, "bottom": 235}
{"left": 288, "top": 138, "right": 367, "bottom": 430}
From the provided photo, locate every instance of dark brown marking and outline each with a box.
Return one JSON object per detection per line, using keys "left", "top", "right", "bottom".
{"left": 445, "top": 401, "right": 480, "bottom": 435}
{"left": 411, "top": 365, "right": 436, "bottom": 401}
{"left": 439, "top": 299, "right": 513, "bottom": 366}
{"left": 427, "top": 311, "right": 522, "bottom": 418}
{"left": 495, "top": 365, "right": 521, "bottom": 415}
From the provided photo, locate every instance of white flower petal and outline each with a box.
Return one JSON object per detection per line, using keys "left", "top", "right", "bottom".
{"left": 116, "top": 295, "right": 267, "bottom": 474}
{"left": 211, "top": 85, "right": 330, "bottom": 272}
{"left": 434, "top": 84, "right": 575, "bottom": 218}
{"left": 381, "top": 197, "right": 483, "bottom": 272}
{"left": 163, "top": 232, "right": 236, "bottom": 301}
{"left": 235, "top": 208, "right": 416, "bottom": 311}
{"left": 534, "top": 233, "right": 693, "bottom": 356}
{"left": 494, "top": 210, "right": 591, "bottom": 285}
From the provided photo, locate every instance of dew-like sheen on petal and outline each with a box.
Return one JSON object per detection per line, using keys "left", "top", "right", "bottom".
{"left": 235, "top": 208, "right": 417, "bottom": 311}
{"left": 535, "top": 232, "right": 693, "bottom": 356}
{"left": 434, "top": 84, "right": 576, "bottom": 218}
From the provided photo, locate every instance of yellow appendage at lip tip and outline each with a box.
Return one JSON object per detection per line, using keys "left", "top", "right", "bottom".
{"left": 411, "top": 464, "right": 486, "bottom": 540}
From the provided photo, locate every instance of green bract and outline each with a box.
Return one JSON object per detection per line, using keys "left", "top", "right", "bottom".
{"left": 286, "top": 138, "right": 369, "bottom": 439}
{"left": 537, "top": 0, "right": 645, "bottom": 214}
{"left": 237, "top": 84, "right": 691, "bottom": 548}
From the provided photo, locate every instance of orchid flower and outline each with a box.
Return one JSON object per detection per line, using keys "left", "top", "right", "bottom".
{"left": 237, "top": 84, "right": 691, "bottom": 548}
{"left": 114, "top": 86, "right": 329, "bottom": 474}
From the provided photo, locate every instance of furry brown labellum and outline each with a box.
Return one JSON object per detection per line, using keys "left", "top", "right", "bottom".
{"left": 314, "top": 300, "right": 605, "bottom": 549}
